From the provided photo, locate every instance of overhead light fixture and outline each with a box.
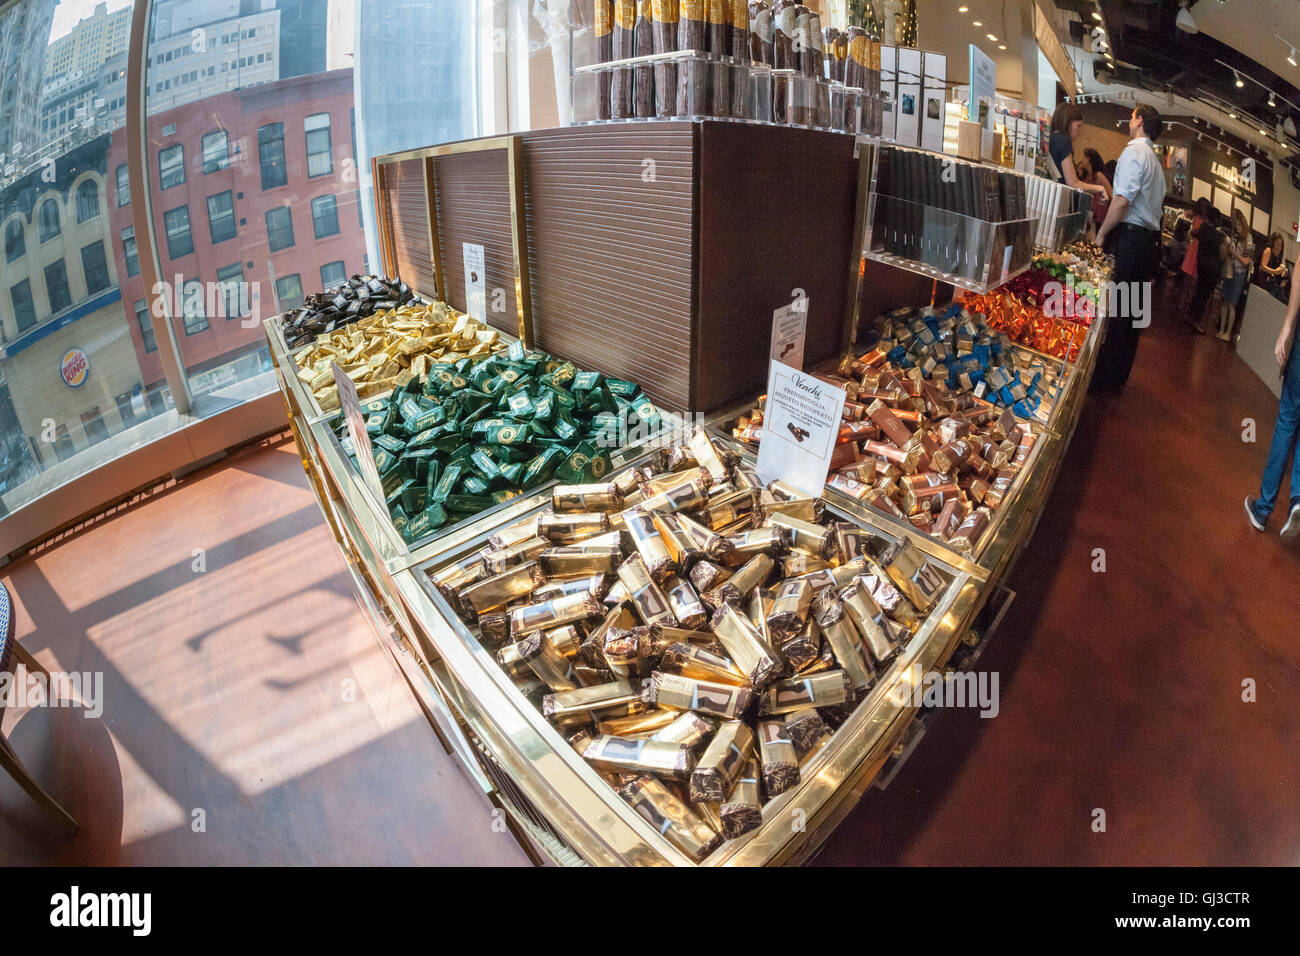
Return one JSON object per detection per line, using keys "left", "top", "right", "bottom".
{"left": 1229, "top": 111, "right": 1236, "bottom": 118}
{"left": 1291, "top": 48, "right": 1298, "bottom": 67}
{"left": 1093, "top": 12, "right": 1103, "bottom": 23}
{"left": 973, "top": 20, "right": 982, "bottom": 27}
{"left": 1235, "top": 70, "right": 1244, "bottom": 88}
{"left": 1286, "top": 116, "right": 1297, "bottom": 137}
{"left": 1176, "top": 1, "right": 1197, "bottom": 34}
{"left": 958, "top": 5, "right": 968, "bottom": 11}
{"left": 987, "top": 34, "right": 997, "bottom": 41}
{"left": 998, "top": 44, "right": 1007, "bottom": 51}
{"left": 1269, "top": 91, "right": 1278, "bottom": 107}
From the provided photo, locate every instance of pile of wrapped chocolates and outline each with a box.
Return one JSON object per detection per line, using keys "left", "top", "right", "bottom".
{"left": 294, "top": 301, "right": 506, "bottom": 411}
{"left": 282, "top": 274, "right": 423, "bottom": 349}
{"left": 336, "top": 342, "right": 663, "bottom": 544}
{"left": 733, "top": 346, "right": 1042, "bottom": 552}
{"left": 427, "top": 429, "right": 949, "bottom": 862}
{"left": 960, "top": 284, "right": 1089, "bottom": 362}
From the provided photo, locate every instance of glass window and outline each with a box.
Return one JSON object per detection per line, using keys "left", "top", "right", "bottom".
{"left": 217, "top": 263, "right": 244, "bottom": 319}
{"left": 207, "top": 190, "right": 236, "bottom": 244}
{"left": 257, "top": 122, "right": 287, "bottom": 190}
{"left": 305, "top": 112, "right": 332, "bottom": 177}
{"left": 135, "top": 298, "right": 157, "bottom": 353}
{"left": 311, "top": 194, "right": 339, "bottom": 239}
{"left": 52, "top": 425, "right": 76, "bottom": 462}
{"left": 202, "top": 129, "right": 229, "bottom": 174}
{"left": 320, "top": 260, "right": 347, "bottom": 289}
{"left": 181, "top": 278, "right": 208, "bottom": 335}
{"left": 4, "top": 219, "right": 23, "bottom": 263}
{"left": 122, "top": 226, "right": 139, "bottom": 277}
{"left": 11, "top": 279, "right": 37, "bottom": 333}
{"left": 276, "top": 274, "right": 304, "bottom": 312}
{"left": 76, "top": 180, "right": 100, "bottom": 223}
{"left": 117, "top": 163, "right": 131, "bottom": 207}
{"left": 81, "top": 241, "right": 110, "bottom": 295}
{"left": 265, "top": 206, "right": 294, "bottom": 252}
{"left": 81, "top": 407, "right": 110, "bottom": 445}
{"left": 115, "top": 391, "right": 139, "bottom": 429}
{"left": 45, "top": 259, "right": 71, "bottom": 313}
{"left": 159, "top": 144, "right": 185, "bottom": 189}
{"left": 163, "top": 205, "right": 194, "bottom": 259}
{"left": 39, "top": 198, "right": 60, "bottom": 242}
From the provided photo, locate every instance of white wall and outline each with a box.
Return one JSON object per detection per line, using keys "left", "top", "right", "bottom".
{"left": 1271, "top": 163, "right": 1300, "bottom": 259}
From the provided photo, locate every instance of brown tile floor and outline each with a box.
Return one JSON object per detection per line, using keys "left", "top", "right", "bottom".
{"left": 2, "top": 281, "right": 1297, "bottom": 866}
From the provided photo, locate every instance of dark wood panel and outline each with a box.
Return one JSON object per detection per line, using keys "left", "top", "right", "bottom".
{"left": 386, "top": 158, "right": 436, "bottom": 297}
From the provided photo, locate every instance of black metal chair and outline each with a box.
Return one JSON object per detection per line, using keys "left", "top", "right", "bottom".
{"left": 0, "top": 582, "right": 77, "bottom": 834}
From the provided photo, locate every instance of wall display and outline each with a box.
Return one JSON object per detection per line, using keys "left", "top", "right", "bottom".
{"left": 1213, "top": 186, "right": 1233, "bottom": 217}
{"left": 967, "top": 44, "right": 996, "bottom": 159}
{"left": 894, "top": 47, "right": 922, "bottom": 147}
{"left": 1253, "top": 206, "right": 1271, "bottom": 237}
{"left": 920, "top": 52, "right": 946, "bottom": 154}
{"left": 1191, "top": 176, "right": 1212, "bottom": 204}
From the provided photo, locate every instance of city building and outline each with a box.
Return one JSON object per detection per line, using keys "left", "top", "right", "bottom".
{"left": 42, "top": 1, "right": 131, "bottom": 78}
{"left": 0, "top": 0, "right": 58, "bottom": 161}
{"left": 145, "top": 7, "right": 281, "bottom": 115}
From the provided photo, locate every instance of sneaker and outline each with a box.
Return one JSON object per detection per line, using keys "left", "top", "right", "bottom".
{"left": 1215, "top": 330, "right": 1231, "bottom": 342}
{"left": 1245, "top": 496, "right": 1267, "bottom": 532}
{"left": 1282, "top": 502, "right": 1300, "bottom": 539}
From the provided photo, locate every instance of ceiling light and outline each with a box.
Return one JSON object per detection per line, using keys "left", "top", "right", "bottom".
{"left": 1286, "top": 116, "right": 1297, "bottom": 136}
{"left": 958, "top": 5, "right": 968, "bottom": 11}
{"left": 987, "top": 34, "right": 997, "bottom": 41}
{"left": 1269, "top": 91, "right": 1278, "bottom": 107}
{"left": 999, "top": 44, "right": 1007, "bottom": 50}
{"left": 1176, "top": 2, "right": 1197, "bottom": 33}
{"left": 1290, "top": 47, "right": 1298, "bottom": 67}
{"left": 973, "top": 20, "right": 982, "bottom": 27}
{"left": 1093, "top": 12, "right": 1103, "bottom": 23}
{"left": 1235, "top": 70, "right": 1244, "bottom": 87}
{"left": 1229, "top": 111, "right": 1236, "bottom": 118}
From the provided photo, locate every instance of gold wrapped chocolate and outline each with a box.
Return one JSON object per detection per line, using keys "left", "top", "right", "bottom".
{"left": 487, "top": 517, "right": 539, "bottom": 551}
{"left": 689, "top": 720, "right": 754, "bottom": 804}
{"left": 430, "top": 552, "right": 489, "bottom": 591}
{"left": 540, "top": 544, "right": 624, "bottom": 577}
{"left": 638, "top": 473, "right": 710, "bottom": 514}
{"left": 695, "top": 489, "right": 758, "bottom": 531}
{"left": 689, "top": 559, "right": 732, "bottom": 595}
{"left": 766, "top": 511, "right": 835, "bottom": 558}
{"left": 542, "top": 679, "right": 648, "bottom": 719}
{"left": 792, "top": 555, "right": 867, "bottom": 593}
{"left": 597, "top": 708, "right": 680, "bottom": 736}
{"left": 757, "top": 718, "right": 800, "bottom": 798}
{"left": 861, "top": 559, "right": 921, "bottom": 629}
{"left": 760, "top": 670, "right": 852, "bottom": 715}
{"left": 649, "top": 711, "right": 717, "bottom": 748}
{"left": 719, "top": 757, "right": 763, "bottom": 839}
{"left": 833, "top": 524, "right": 874, "bottom": 565}
{"left": 703, "top": 552, "right": 773, "bottom": 609}
{"left": 839, "top": 578, "right": 898, "bottom": 665}
{"left": 459, "top": 560, "right": 547, "bottom": 615}
{"left": 674, "top": 512, "right": 735, "bottom": 562}
{"left": 784, "top": 707, "right": 833, "bottom": 761}
{"left": 759, "top": 497, "right": 821, "bottom": 524}
{"left": 619, "top": 776, "right": 721, "bottom": 863}
{"left": 646, "top": 624, "right": 716, "bottom": 654}
{"left": 661, "top": 575, "right": 708, "bottom": 630}
{"left": 544, "top": 623, "right": 583, "bottom": 658}
{"left": 658, "top": 641, "right": 748, "bottom": 687}
{"left": 709, "top": 601, "right": 782, "bottom": 687}
{"left": 616, "top": 553, "right": 677, "bottom": 626}
{"left": 478, "top": 611, "right": 511, "bottom": 647}
{"left": 652, "top": 512, "right": 703, "bottom": 566}
{"left": 603, "top": 578, "right": 631, "bottom": 606}
{"left": 688, "top": 426, "right": 729, "bottom": 484}
{"left": 610, "top": 465, "right": 647, "bottom": 497}
{"left": 880, "top": 538, "right": 946, "bottom": 612}
{"left": 650, "top": 670, "right": 754, "bottom": 719}
{"left": 766, "top": 479, "right": 810, "bottom": 502}
{"left": 532, "top": 573, "right": 610, "bottom": 604}
{"left": 780, "top": 552, "right": 830, "bottom": 577}
{"left": 602, "top": 625, "right": 653, "bottom": 679}
{"left": 583, "top": 734, "right": 694, "bottom": 780}
{"left": 724, "top": 527, "right": 787, "bottom": 564}
{"left": 507, "top": 590, "right": 602, "bottom": 637}
{"left": 812, "top": 586, "right": 876, "bottom": 690}
{"left": 515, "top": 631, "right": 578, "bottom": 691}
{"left": 766, "top": 577, "right": 813, "bottom": 639}
{"left": 622, "top": 507, "right": 677, "bottom": 582}
{"left": 494, "top": 640, "right": 533, "bottom": 681}
{"left": 536, "top": 511, "right": 611, "bottom": 543}
{"left": 552, "top": 482, "right": 623, "bottom": 513}
{"left": 779, "top": 618, "right": 822, "bottom": 672}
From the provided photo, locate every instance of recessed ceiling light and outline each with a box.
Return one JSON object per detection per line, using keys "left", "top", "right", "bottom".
{"left": 1093, "top": 12, "right": 1103, "bottom": 22}
{"left": 1234, "top": 70, "right": 1244, "bottom": 87}
{"left": 973, "top": 20, "right": 982, "bottom": 27}
{"left": 987, "top": 33, "right": 997, "bottom": 41}
{"left": 1229, "top": 111, "right": 1236, "bottom": 118}
{"left": 958, "top": 5, "right": 968, "bottom": 11}
{"left": 999, "top": 44, "right": 1007, "bottom": 50}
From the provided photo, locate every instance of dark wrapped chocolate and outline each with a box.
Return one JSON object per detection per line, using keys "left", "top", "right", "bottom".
{"left": 689, "top": 720, "right": 754, "bottom": 803}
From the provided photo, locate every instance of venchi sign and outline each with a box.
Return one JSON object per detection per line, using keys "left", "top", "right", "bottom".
{"left": 60, "top": 348, "right": 89, "bottom": 388}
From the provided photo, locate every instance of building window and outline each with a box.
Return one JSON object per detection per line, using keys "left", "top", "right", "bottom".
{"left": 76, "top": 180, "right": 100, "bottom": 223}
{"left": 265, "top": 206, "right": 294, "bottom": 251}
{"left": 181, "top": 277, "right": 208, "bottom": 334}
{"left": 134, "top": 297, "right": 156, "bottom": 352}
{"left": 121, "top": 226, "right": 139, "bottom": 276}
{"left": 52, "top": 425, "right": 75, "bottom": 462}
{"left": 305, "top": 113, "right": 332, "bottom": 178}
{"left": 320, "top": 260, "right": 347, "bottom": 289}
{"left": 81, "top": 241, "right": 110, "bottom": 294}
{"left": 81, "top": 407, "right": 109, "bottom": 445}
{"left": 115, "top": 391, "right": 139, "bottom": 429}
{"left": 311, "top": 194, "right": 339, "bottom": 239}
{"left": 217, "top": 263, "right": 244, "bottom": 319}
{"left": 202, "top": 129, "right": 228, "bottom": 173}
{"left": 4, "top": 219, "right": 23, "bottom": 263}
{"left": 45, "top": 259, "right": 71, "bottom": 313}
{"left": 158, "top": 144, "right": 185, "bottom": 189}
{"left": 11, "top": 279, "right": 36, "bottom": 333}
{"left": 276, "top": 274, "right": 304, "bottom": 312}
{"left": 207, "top": 190, "right": 236, "bottom": 244}
{"left": 39, "top": 198, "right": 60, "bottom": 242}
{"left": 163, "top": 205, "right": 193, "bottom": 259}
{"left": 257, "top": 122, "right": 287, "bottom": 190}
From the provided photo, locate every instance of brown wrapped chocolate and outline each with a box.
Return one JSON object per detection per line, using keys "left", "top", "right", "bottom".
{"left": 778, "top": 617, "right": 822, "bottom": 672}
{"left": 766, "top": 577, "right": 813, "bottom": 639}
{"left": 709, "top": 601, "right": 782, "bottom": 687}
{"left": 458, "top": 560, "right": 547, "bottom": 615}
{"left": 507, "top": 590, "right": 603, "bottom": 638}
{"left": 651, "top": 0, "right": 679, "bottom": 117}
{"left": 650, "top": 670, "right": 754, "bottom": 718}
{"left": 658, "top": 640, "right": 748, "bottom": 686}
{"left": 677, "top": 0, "right": 707, "bottom": 115}
{"left": 611, "top": 0, "right": 636, "bottom": 118}
{"left": 719, "top": 756, "right": 763, "bottom": 839}
{"left": 595, "top": 0, "right": 614, "bottom": 120}
{"left": 602, "top": 625, "right": 654, "bottom": 678}
{"left": 784, "top": 706, "right": 832, "bottom": 760}
{"left": 702, "top": 552, "right": 773, "bottom": 608}
{"left": 584, "top": 733, "right": 694, "bottom": 780}
{"left": 759, "top": 670, "right": 852, "bottom": 715}
{"left": 661, "top": 574, "right": 708, "bottom": 630}
{"left": 812, "top": 586, "right": 876, "bottom": 690}
{"left": 757, "top": 717, "right": 799, "bottom": 798}
{"left": 619, "top": 775, "right": 721, "bottom": 862}
{"left": 617, "top": 552, "right": 678, "bottom": 626}
{"left": 553, "top": 483, "right": 623, "bottom": 513}
{"left": 689, "top": 559, "right": 732, "bottom": 595}
{"left": 649, "top": 710, "right": 717, "bottom": 747}
{"left": 689, "top": 720, "right": 754, "bottom": 803}
{"left": 542, "top": 678, "right": 648, "bottom": 720}
{"left": 478, "top": 611, "right": 511, "bottom": 647}
{"left": 536, "top": 512, "right": 611, "bottom": 543}
{"left": 622, "top": 507, "right": 677, "bottom": 582}
{"left": 515, "top": 631, "right": 579, "bottom": 691}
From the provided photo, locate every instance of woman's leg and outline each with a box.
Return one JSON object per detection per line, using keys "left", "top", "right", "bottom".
{"left": 1254, "top": 349, "right": 1300, "bottom": 522}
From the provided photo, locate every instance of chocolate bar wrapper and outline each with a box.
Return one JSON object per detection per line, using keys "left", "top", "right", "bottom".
{"left": 544, "top": 623, "right": 584, "bottom": 658}
{"left": 458, "top": 560, "right": 547, "bottom": 615}
{"left": 779, "top": 617, "right": 822, "bottom": 672}
{"left": 553, "top": 482, "right": 623, "bottom": 513}
{"left": 540, "top": 544, "right": 624, "bottom": 577}
{"left": 724, "top": 526, "right": 787, "bottom": 564}
{"left": 839, "top": 578, "right": 898, "bottom": 665}
{"left": 650, "top": 670, "right": 754, "bottom": 719}
{"left": 688, "top": 426, "right": 729, "bottom": 483}
{"left": 494, "top": 640, "right": 533, "bottom": 681}
{"left": 619, "top": 775, "right": 721, "bottom": 862}
{"left": 689, "top": 559, "right": 732, "bottom": 595}
{"left": 780, "top": 552, "right": 830, "bottom": 577}
{"left": 651, "top": 0, "right": 679, "bottom": 118}
{"left": 638, "top": 474, "right": 710, "bottom": 514}
{"left": 695, "top": 489, "right": 758, "bottom": 531}
{"left": 654, "top": 574, "right": 703, "bottom": 630}
{"left": 640, "top": 465, "right": 710, "bottom": 496}
{"left": 709, "top": 601, "right": 782, "bottom": 687}
{"left": 658, "top": 640, "right": 748, "bottom": 687}
{"left": 652, "top": 512, "right": 704, "bottom": 566}
{"left": 532, "top": 573, "right": 610, "bottom": 604}
{"left": 478, "top": 611, "right": 511, "bottom": 647}
{"left": 860, "top": 561, "right": 921, "bottom": 629}
{"left": 582, "top": 603, "right": 639, "bottom": 668}
{"left": 429, "top": 552, "right": 489, "bottom": 596}
{"left": 602, "top": 625, "right": 654, "bottom": 679}
{"left": 507, "top": 590, "right": 603, "bottom": 638}
{"left": 542, "top": 678, "right": 647, "bottom": 720}
{"left": 760, "top": 670, "right": 851, "bottom": 715}
{"left": 948, "top": 505, "right": 990, "bottom": 553}
{"left": 617, "top": 552, "right": 678, "bottom": 626}
{"left": 748, "top": 587, "right": 775, "bottom": 651}
{"left": 719, "top": 756, "right": 764, "bottom": 839}
{"left": 647, "top": 624, "right": 716, "bottom": 652}
{"left": 759, "top": 497, "right": 820, "bottom": 524}
{"left": 766, "top": 511, "right": 834, "bottom": 558}
{"left": 622, "top": 507, "right": 677, "bottom": 582}
{"left": 597, "top": 707, "right": 680, "bottom": 737}
{"left": 758, "top": 717, "right": 800, "bottom": 798}
{"left": 537, "top": 512, "right": 611, "bottom": 544}
{"left": 603, "top": 579, "right": 631, "bottom": 606}
{"left": 784, "top": 706, "right": 833, "bottom": 760}
{"left": 487, "top": 517, "right": 539, "bottom": 551}
{"left": 515, "top": 631, "right": 579, "bottom": 691}
{"left": 703, "top": 552, "right": 773, "bottom": 608}
{"left": 766, "top": 577, "right": 813, "bottom": 639}
{"left": 812, "top": 586, "right": 876, "bottom": 690}
{"left": 611, "top": 464, "right": 646, "bottom": 498}
{"left": 649, "top": 710, "right": 717, "bottom": 748}
{"left": 833, "top": 523, "right": 874, "bottom": 564}
{"left": 880, "top": 537, "right": 946, "bottom": 612}
{"left": 574, "top": 664, "right": 617, "bottom": 687}
{"left": 673, "top": 511, "right": 735, "bottom": 561}
{"left": 584, "top": 733, "right": 694, "bottom": 780}
{"left": 689, "top": 720, "right": 754, "bottom": 803}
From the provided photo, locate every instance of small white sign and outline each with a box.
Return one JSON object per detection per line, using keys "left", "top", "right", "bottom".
{"left": 771, "top": 297, "right": 808, "bottom": 370}
{"left": 333, "top": 362, "right": 386, "bottom": 506}
{"left": 755, "top": 360, "right": 847, "bottom": 498}
{"left": 463, "top": 242, "right": 486, "bottom": 321}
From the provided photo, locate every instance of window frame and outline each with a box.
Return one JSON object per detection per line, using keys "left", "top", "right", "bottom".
{"left": 257, "top": 122, "right": 287, "bottom": 191}
{"left": 162, "top": 204, "right": 194, "bottom": 260}
{"left": 320, "top": 260, "right": 347, "bottom": 290}
{"left": 76, "top": 180, "right": 100, "bottom": 224}
{"left": 158, "top": 144, "right": 185, "bottom": 190}
{"left": 310, "top": 194, "right": 339, "bottom": 239}
{"left": 4, "top": 219, "right": 24, "bottom": 263}
{"left": 121, "top": 225, "right": 139, "bottom": 277}
{"left": 265, "top": 205, "right": 294, "bottom": 252}
{"left": 44, "top": 258, "right": 72, "bottom": 314}
{"left": 305, "top": 112, "right": 332, "bottom": 178}
{"left": 216, "top": 263, "right": 244, "bottom": 320}
{"left": 81, "top": 240, "right": 111, "bottom": 295}
{"left": 38, "top": 198, "right": 61, "bottom": 243}
{"left": 201, "top": 129, "right": 229, "bottom": 174}
{"left": 275, "top": 273, "right": 304, "bottom": 312}
{"left": 11, "top": 279, "right": 37, "bottom": 333}
{"left": 134, "top": 297, "right": 157, "bottom": 353}
{"left": 206, "top": 190, "right": 236, "bottom": 245}
{"left": 180, "top": 277, "right": 209, "bottom": 335}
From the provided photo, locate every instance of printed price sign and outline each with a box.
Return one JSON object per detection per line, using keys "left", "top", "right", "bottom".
{"left": 463, "top": 242, "right": 486, "bottom": 321}
{"left": 332, "top": 362, "right": 386, "bottom": 505}
{"left": 771, "top": 297, "right": 809, "bottom": 370}
{"left": 755, "top": 360, "right": 847, "bottom": 497}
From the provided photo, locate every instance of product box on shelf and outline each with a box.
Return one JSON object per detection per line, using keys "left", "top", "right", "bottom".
{"left": 880, "top": 44, "right": 897, "bottom": 141}
{"left": 894, "top": 47, "right": 922, "bottom": 147}
{"left": 920, "top": 52, "right": 946, "bottom": 154}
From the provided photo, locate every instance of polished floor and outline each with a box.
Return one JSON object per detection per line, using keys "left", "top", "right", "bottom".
{"left": 2, "top": 286, "right": 1297, "bottom": 866}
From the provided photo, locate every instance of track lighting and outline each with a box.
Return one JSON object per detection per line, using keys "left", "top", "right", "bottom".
{"left": 1176, "top": 1, "right": 1197, "bottom": 34}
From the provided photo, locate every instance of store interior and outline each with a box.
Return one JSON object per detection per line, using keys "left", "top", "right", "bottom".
{"left": 1, "top": 0, "right": 1298, "bottom": 867}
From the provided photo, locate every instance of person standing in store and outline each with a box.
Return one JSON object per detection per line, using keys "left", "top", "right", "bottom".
{"left": 1245, "top": 262, "right": 1300, "bottom": 538}
{"left": 1217, "top": 209, "right": 1253, "bottom": 343}
{"left": 1259, "top": 233, "right": 1289, "bottom": 301}
{"left": 1074, "top": 152, "right": 1111, "bottom": 239}
{"left": 1092, "top": 104, "right": 1167, "bottom": 393}
{"left": 1047, "top": 101, "right": 1110, "bottom": 202}
{"left": 1179, "top": 198, "right": 1209, "bottom": 310}
{"left": 1188, "top": 207, "right": 1227, "bottom": 335}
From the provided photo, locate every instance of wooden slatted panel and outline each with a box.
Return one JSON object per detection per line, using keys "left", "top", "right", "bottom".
{"left": 522, "top": 123, "right": 696, "bottom": 413}
{"left": 385, "top": 157, "right": 437, "bottom": 297}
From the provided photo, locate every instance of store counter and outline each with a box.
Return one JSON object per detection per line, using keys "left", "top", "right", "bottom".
{"left": 1238, "top": 286, "right": 1288, "bottom": 399}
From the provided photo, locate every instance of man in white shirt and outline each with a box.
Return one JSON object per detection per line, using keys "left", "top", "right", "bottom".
{"left": 1093, "top": 104, "right": 1166, "bottom": 393}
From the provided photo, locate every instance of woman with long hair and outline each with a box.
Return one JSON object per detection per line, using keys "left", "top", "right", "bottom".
{"left": 1260, "top": 233, "right": 1289, "bottom": 301}
{"left": 1217, "top": 209, "right": 1253, "bottom": 342}
{"left": 1075, "top": 149, "right": 1112, "bottom": 233}
{"left": 1047, "top": 101, "right": 1109, "bottom": 200}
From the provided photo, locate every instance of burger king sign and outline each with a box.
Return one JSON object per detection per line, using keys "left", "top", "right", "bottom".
{"left": 60, "top": 348, "right": 89, "bottom": 388}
